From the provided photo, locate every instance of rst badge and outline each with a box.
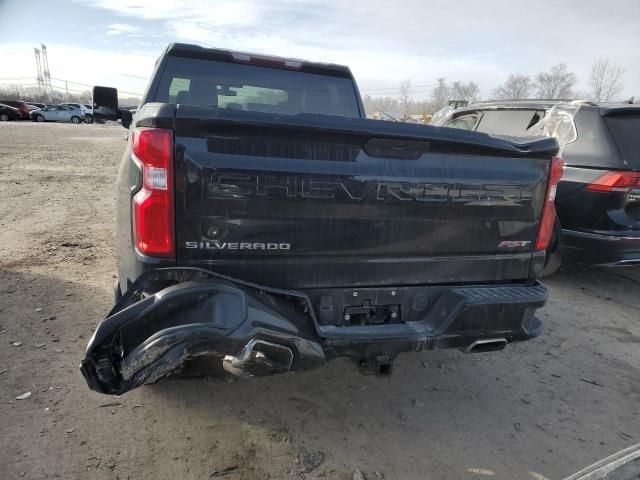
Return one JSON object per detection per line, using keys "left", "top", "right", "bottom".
{"left": 498, "top": 240, "right": 531, "bottom": 248}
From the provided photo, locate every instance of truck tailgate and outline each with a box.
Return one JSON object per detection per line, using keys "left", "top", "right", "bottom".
{"left": 173, "top": 106, "right": 558, "bottom": 288}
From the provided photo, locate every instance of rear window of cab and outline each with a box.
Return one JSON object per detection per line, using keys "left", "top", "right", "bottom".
{"left": 155, "top": 56, "right": 361, "bottom": 117}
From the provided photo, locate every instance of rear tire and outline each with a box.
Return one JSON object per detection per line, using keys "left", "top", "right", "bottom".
{"left": 542, "top": 220, "right": 562, "bottom": 277}
{"left": 71, "top": 116, "right": 81, "bottom": 124}
{"left": 0, "top": 113, "right": 9, "bottom": 121}
{"left": 36, "top": 114, "right": 44, "bottom": 122}
{"left": 84, "top": 114, "right": 94, "bottom": 124}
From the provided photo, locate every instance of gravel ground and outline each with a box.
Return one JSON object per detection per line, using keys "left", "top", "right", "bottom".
{"left": 0, "top": 121, "right": 639, "bottom": 480}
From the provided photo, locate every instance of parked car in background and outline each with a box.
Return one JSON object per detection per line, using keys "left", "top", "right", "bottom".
{"left": 30, "top": 105, "right": 84, "bottom": 123}
{"left": 0, "top": 103, "right": 22, "bottom": 121}
{"left": 84, "top": 105, "right": 94, "bottom": 123}
{"left": 0, "top": 100, "right": 30, "bottom": 119}
{"left": 60, "top": 102, "right": 94, "bottom": 123}
{"left": 26, "top": 102, "right": 47, "bottom": 110}
{"left": 443, "top": 100, "right": 640, "bottom": 274}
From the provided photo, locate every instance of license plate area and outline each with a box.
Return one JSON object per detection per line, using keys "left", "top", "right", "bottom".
{"left": 311, "top": 287, "right": 431, "bottom": 327}
{"left": 343, "top": 301, "right": 401, "bottom": 326}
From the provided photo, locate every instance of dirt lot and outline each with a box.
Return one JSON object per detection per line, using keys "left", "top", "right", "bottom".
{"left": 0, "top": 121, "right": 639, "bottom": 480}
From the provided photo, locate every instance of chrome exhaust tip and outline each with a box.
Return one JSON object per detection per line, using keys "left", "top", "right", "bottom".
{"left": 223, "top": 339, "right": 294, "bottom": 377}
{"left": 463, "top": 338, "right": 508, "bottom": 354}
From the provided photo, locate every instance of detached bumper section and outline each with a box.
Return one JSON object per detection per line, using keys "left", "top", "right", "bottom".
{"left": 81, "top": 268, "right": 548, "bottom": 394}
{"left": 560, "top": 229, "right": 640, "bottom": 266}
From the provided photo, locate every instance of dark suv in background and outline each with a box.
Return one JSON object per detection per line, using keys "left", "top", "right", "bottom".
{"left": 0, "top": 103, "right": 22, "bottom": 121}
{"left": 443, "top": 100, "right": 640, "bottom": 274}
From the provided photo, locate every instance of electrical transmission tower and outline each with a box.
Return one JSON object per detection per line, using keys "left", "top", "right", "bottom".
{"left": 41, "top": 44, "right": 52, "bottom": 90}
{"left": 34, "top": 48, "right": 45, "bottom": 94}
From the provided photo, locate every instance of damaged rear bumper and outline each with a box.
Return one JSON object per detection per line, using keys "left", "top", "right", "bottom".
{"left": 81, "top": 268, "right": 548, "bottom": 395}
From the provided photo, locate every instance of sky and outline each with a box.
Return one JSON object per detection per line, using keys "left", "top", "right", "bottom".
{"left": 0, "top": 0, "right": 639, "bottom": 101}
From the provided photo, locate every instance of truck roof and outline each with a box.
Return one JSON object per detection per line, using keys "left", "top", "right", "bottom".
{"left": 165, "top": 43, "right": 354, "bottom": 78}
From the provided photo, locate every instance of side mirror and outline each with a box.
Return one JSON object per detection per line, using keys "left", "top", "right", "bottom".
{"left": 92, "top": 86, "right": 119, "bottom": 123}
{"left": 120, "top": 109, "right": 133, "bottom": 129}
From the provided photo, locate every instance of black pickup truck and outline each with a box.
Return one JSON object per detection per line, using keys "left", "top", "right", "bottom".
{"left": 82, "top": 43, "right": 562, "bottom": 395}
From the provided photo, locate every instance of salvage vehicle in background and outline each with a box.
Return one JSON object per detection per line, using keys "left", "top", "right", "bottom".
{"left": 84, "top": 104, "right": 94, "bottom": 123}
{"left": 81, "top": 43, "right": 562, "bottom": 395}
{"left": 26, "top": 102, "right": 47, "bottom": 110}
{"left": 0, "top": 103, "right": 22, "bottom": 121}
{"left": 0, "top": 99, "right": 30, "bottom": 119}
{"left": 60, "top": 102, "right": 94, "bottom": 123}
{"left": 443, "top": 100, "right": 640, "bottom": 275}
{"left": 30, "top": 105, "right": 84, "bottom": 123}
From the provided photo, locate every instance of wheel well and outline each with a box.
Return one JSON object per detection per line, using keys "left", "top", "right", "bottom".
{"left": 549, "top": 215, "right": 562, "bottom": 253}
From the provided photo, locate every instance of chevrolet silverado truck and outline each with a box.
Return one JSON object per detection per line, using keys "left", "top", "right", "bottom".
{"left": 82, "top": 43, "right": 562, "bottom": 395}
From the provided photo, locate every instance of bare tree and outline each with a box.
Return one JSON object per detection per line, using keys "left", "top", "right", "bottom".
{"left": 362, "top": 94, "right": 401, "bottom": 116}
{"left": 430, "top": 78, "right": 450, "bottom": 111}
{"left": 366, "top": 79, "right": 483, "bottom": 116}
{"left": 0, "top": 84, "right": 27, "bottom": 100}
{"left": 451, "top": 81, "right": 480, "bottom": 104}
{"left": 589, "top": 58, "right": 624, "bottom": 102}
{"left": 414, "top": 100, "right": 431, "bottom": 114}
{"left": 0, "top": 84, "right": 131, "bottom": 106}
{"left": 493, "top": 74, "right": 533, "bottom": 100}
{"left": 535, "top": 63, "right": 577, "bottom": 99}
{"left": 399, "top": 79, "right": 412, "bottom": 113}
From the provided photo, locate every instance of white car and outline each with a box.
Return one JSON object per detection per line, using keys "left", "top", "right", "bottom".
{"left": 59, "top": 103, "right": 94, "bottom": 123}
{"left": 31, "top": 105, "right": 84, "bottom": 124}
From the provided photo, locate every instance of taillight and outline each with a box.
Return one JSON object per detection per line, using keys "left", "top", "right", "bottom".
{"left": 536, "top": 156, "right": 564, "bottom": 251}
{"left": 586, "top": 171, "right": 640, "bottom": 193}
{"left": 131, "top": 128, "right": 174, "bottom": 257}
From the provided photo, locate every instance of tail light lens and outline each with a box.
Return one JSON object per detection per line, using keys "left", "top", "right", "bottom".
{"left": 131, "top": 128, "right": 174, "bottom": 257}
{"left": 586, "top": 171, "right": 640, "bottom": 193}
{"left": 536, "top": 156, "right": 564, "bottom": 251}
